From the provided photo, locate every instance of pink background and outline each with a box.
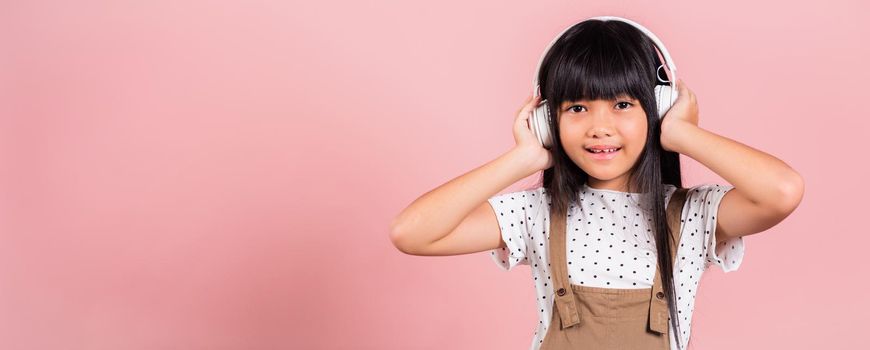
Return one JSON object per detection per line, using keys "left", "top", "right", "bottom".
{"left": 1, "top": 0, "right": 867, "bottom": 349}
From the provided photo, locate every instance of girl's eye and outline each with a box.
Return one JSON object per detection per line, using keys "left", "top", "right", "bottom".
{"left": 616, "top": 101, "right": 633, "bottom": 110}
{"left": 567, "top": 102, "right": 633, "bottom": 113}
{"left": 568, "top": 105, "right": 586, "bottom": 113}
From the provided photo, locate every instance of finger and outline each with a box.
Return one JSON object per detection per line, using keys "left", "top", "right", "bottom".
{"left": 681, "top": 81, "right": 695, "bottom": 100}
{"left": 517, "top": 96, "right": 532, "bottom": 115}
{"left": 519, "top": 104, "right": 534, "bottom": 120}
{"left": 521, "top": 97, "right": 538, "bottom": 113}
{"left": 528, "top": 95, "right": 540, "bottom": 108}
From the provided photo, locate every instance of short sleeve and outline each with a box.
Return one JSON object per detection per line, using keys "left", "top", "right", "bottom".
{"left": 486, "top": 187, "right": 546, "bottom": 272}
{"left": 683, "top": 183, "right": 745, "bottom": 273}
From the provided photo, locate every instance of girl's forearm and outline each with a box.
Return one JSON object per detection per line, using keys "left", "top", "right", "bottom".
{"left": 669, "top": 123, "right": 804, "bottom": 211}
{"left": 389, "top": 147, "right": 539, "bottom": 251}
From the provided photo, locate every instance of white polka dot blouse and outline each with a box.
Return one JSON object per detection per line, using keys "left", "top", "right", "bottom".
{"left": 488, "top": 183, "right": 745, "bottom": 350}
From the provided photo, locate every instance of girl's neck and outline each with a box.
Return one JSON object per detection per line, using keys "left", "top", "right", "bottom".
{"left": 584, "top": 179, "right": 639, "bottom": 194}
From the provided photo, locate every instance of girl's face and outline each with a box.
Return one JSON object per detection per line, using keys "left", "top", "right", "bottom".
{"left": 558, "top": 94, "right": 648, "bottom": 192}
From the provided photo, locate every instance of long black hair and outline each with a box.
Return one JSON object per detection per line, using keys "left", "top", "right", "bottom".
{"left": 535, "top": 19, "right": 686, "bottom": 348}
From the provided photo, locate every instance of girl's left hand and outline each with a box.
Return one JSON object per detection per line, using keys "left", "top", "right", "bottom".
{"left": 660, "top": 79, "right": 698, "bottom": 153}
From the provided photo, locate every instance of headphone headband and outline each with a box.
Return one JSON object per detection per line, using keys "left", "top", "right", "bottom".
{"left": 531, "top": 16, "right": 678, "bottom": 97}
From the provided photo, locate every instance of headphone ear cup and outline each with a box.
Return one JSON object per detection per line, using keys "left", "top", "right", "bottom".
{"left": 654, "top": 85, "right": 676, "bottom": 118}
{"left": 531, "top": 102, "right": 552, "bottom": 148}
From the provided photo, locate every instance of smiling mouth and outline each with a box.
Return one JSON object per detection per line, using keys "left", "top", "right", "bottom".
{"left": 586, "top": 147, "right": 622, "bottom": 154}
{"left": 585, "top": 147, "right": 622, "bottom": 160}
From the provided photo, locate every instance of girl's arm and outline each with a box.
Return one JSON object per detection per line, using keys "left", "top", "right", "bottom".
{"left": 662, "top": 81, "right": 804, "bottom": 245}
{"left": 390, "top": 95, "right": 552, "bottom": 256}
{"left": 389, "top": 147, "right": 540, "bottom": 256}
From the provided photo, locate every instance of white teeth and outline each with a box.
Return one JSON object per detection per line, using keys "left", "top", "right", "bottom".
{"left": 590, "top": 148, "right": 619, "bottom": 153}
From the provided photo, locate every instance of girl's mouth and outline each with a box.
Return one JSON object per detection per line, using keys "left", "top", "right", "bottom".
{"left": 585, "top": 147, "right": 621, "bottom": 160}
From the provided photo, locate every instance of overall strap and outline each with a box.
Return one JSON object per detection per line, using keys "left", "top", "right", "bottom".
{"left": 548, "top": 205, "right": 580, "bottom": 329}
{"left": 648, "top": 187, "right": 690, "bottom": 334}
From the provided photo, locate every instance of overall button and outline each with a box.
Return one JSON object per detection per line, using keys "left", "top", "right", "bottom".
{"left": 656, "top": 291, "right": 665, "bottom": 299}
{"left": 557, "top": 288, "right": 566, "bottom": 296}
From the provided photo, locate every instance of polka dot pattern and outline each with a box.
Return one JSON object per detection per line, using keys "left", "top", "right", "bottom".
{"left": 487, "top": 183, "right": 744, "bottom": 350}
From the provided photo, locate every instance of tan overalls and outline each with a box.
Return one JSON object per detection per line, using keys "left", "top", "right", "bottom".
{"left": 539, "top": 188, "right": 689, "bottom": 350}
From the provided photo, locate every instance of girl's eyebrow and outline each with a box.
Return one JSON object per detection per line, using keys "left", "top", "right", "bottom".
{"left": 607, "top": 94, "right": 637, "bottom": 101}
{"left": 563, "top": 95, "right": 637, "bottom": 104}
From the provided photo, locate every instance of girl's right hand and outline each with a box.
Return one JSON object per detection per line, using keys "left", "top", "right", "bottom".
{"left": 512, "top": 94, "right": 554, "bottom": 172}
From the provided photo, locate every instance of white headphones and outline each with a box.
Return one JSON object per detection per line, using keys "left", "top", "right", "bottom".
{"left": 529, "top": 16, "right": 679, "bottom": 148}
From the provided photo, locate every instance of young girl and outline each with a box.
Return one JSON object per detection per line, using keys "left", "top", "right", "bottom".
{"left": 390, "top": 18, "right": 803, "bottom": 350}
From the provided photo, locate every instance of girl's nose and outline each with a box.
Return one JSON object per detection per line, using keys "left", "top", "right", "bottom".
{"left": 587, "top": 126, "right": 614, "bottom": 138}
{"left": 587, "top": 114, "right": 617, "bottom": 137}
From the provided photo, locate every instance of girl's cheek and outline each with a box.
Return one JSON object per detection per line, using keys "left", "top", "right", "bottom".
{"left": 622, "top": 118, "right": 648, "bottom": 144}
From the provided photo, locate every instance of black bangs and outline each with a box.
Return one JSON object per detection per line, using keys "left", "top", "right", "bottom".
{"left": 539, "top": 20, "right": 662, "bottom": 116}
